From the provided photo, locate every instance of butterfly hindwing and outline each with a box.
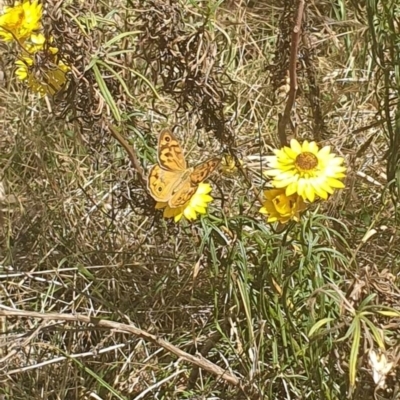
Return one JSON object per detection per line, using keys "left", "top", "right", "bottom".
{"left": 147, "top": 164, "right": 184, "bottom": 202}
{"left": 169, "top": 180, "right": 198, "bottom": 208}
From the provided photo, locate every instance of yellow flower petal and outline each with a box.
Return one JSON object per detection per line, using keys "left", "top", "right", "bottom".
{"left": 308, "top": 141, "right": 319, "bottom": 154}
{"left": 318, "top": 146, "right": 331, "bottom": 157}
{"left": 311, "top": 181, "right": 328, "bottom": 199}
{"left": 290, "top": 139, "right": 302, "bottom": 154}
{"left": 184, "top": 207, "right": 197, "bottom": 221}
{"left": 259, "top": 206, "right": 268, "bottom": 215}
{"left": 174, "top": 213, "right": 183, "bottom": 222}
{"left": 30, "top": 32, "right": 44, "bottom": 44}
{"left": 305, "top": 184, "right": 315, "bottom": 202}
{"left": 283, "top": 146, "right": 298, "bottom": 160}
{"left": 327, "top": 178, "right": 345, "bottom": 188}
{"left": 302, "top": 140, "right": 310, "bottom": 152}
{"left": 286, "top": 181, "right": 298, "bottom": 196}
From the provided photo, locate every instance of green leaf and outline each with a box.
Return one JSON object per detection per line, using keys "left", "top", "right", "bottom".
{"left": 92, "top": 62, "right": 121, "bottom": 122}
{"left": 349, "top": 319, "right": 361, "bottom": 387}
{"left": 362, "top": 317, "right": 385, "bottom": 349}
{"left": 308, "top": 318, "right": 335, "bottom": 337}
{"left": 103, "top": 31, "right": 142, "bottom": 48}
{"left": 376, "top": 310, "right": 400, "bottom": 317}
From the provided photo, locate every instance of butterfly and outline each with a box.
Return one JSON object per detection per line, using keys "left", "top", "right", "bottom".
{"left": 147, "top": 129, "right": 220, "bottom": 208}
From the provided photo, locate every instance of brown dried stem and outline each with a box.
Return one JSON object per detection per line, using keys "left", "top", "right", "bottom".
{"left": 277, "top": 0, "right": 305, "bottom": 147}
{"left": 0, "top": 306, "right": 240, "bottom": 386}
{"left": 103, "top": 119, "right": 147, "bottom": 187}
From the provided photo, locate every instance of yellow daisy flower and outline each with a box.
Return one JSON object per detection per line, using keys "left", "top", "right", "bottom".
{"left": 0, "top": 0, "right": 42, "bottom": 42}
{"left": 259, "top": 188, "right": 307, "bottom": 224}
{"left": 15, "top": 55, "right": 70, "bottom": 97}
{"left": 156, "top": 183, "right": 214, "bottom": 222}
{"left": 265, "top": 139, "right": 346, "bottom": 202}
{"left": 221, "top": 154, "right": 242, "bottom": 175}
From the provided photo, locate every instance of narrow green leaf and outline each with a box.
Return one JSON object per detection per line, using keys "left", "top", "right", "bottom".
{"left": 105, "top": 60, "right": 163, "bottom": 101}
{"left": 308, "top": 318, "right": 335, "bottom": 337}
{"left": 336, "top": 318, "right": 357, "bottom": 343}
{"left": 377, "top": 310, "right": 400, "bottom": 317}
{"left": 92, "top": 62, "right": 121, "bottom": 122}
{"left": 363, "top": 317, "right": 385, "bottom": 349}
{"left": 349, "top": 319, "right": 361, "bottom": 387}
{"left": 103, "top": 31, "right": 142, "bottom": 48}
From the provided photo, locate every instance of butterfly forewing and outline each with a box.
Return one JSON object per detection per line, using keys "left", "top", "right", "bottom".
{"left": 157, "top": 129, "right": 187, "bottom": 171}
{"left": 190, "top": 158, "right": 221, "bottom": 184}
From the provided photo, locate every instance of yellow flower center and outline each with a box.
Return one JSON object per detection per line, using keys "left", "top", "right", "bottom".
{"left": 295, "top": 152, "right": 318, "bottom": 172}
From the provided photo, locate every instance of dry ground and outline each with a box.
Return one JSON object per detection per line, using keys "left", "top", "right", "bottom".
{"left": 0, "top": 0, "right": 400, "bottom": 399}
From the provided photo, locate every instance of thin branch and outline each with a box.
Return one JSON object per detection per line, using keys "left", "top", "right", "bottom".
{"left": 103, "top": 119, "right": 147, "bottom": 187}
{"left": 0, "top": 306, "right": 240, "bottom": 386}
{"left": 277, "top": 0, "right": 305, "bottom": 146}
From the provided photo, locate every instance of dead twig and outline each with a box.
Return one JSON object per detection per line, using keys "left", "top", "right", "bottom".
{"left": 0, "top": 306, "right": 240, "bottom": 387}
{"left": 277, "top": 0, "right": 305, "bottom": 146}
{"left": 103, "top": 119, "right": 147, "bottom": 187}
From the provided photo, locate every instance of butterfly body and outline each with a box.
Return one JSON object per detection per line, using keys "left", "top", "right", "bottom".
{"left": 147, "top": 129, "right": 220, "bottom": 208}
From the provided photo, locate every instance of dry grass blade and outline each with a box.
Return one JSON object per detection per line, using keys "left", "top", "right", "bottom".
{"left": 1, "top": 0, "right": 400, "bottom": 399}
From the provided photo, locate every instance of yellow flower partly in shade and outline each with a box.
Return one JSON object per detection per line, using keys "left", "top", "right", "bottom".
{"left": 259, "top": 188, "right": 307, "bottom": 224}
{"left": 0, "top": 0, "right": 42, "bottom": 42}
{"left": 221, "top": 154, "right": 242, "bottom": 175}
{"left": 156, "top": 183, "right": 214, "bottom": 222}
{"left": 265, "top": 139, "right": 346, "bottom": 202}
{"left": 15, "top": 55, "right": 70, "bottom": 97}
{"left": 25, "top": 33, "right": 58, "bottom": 54}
